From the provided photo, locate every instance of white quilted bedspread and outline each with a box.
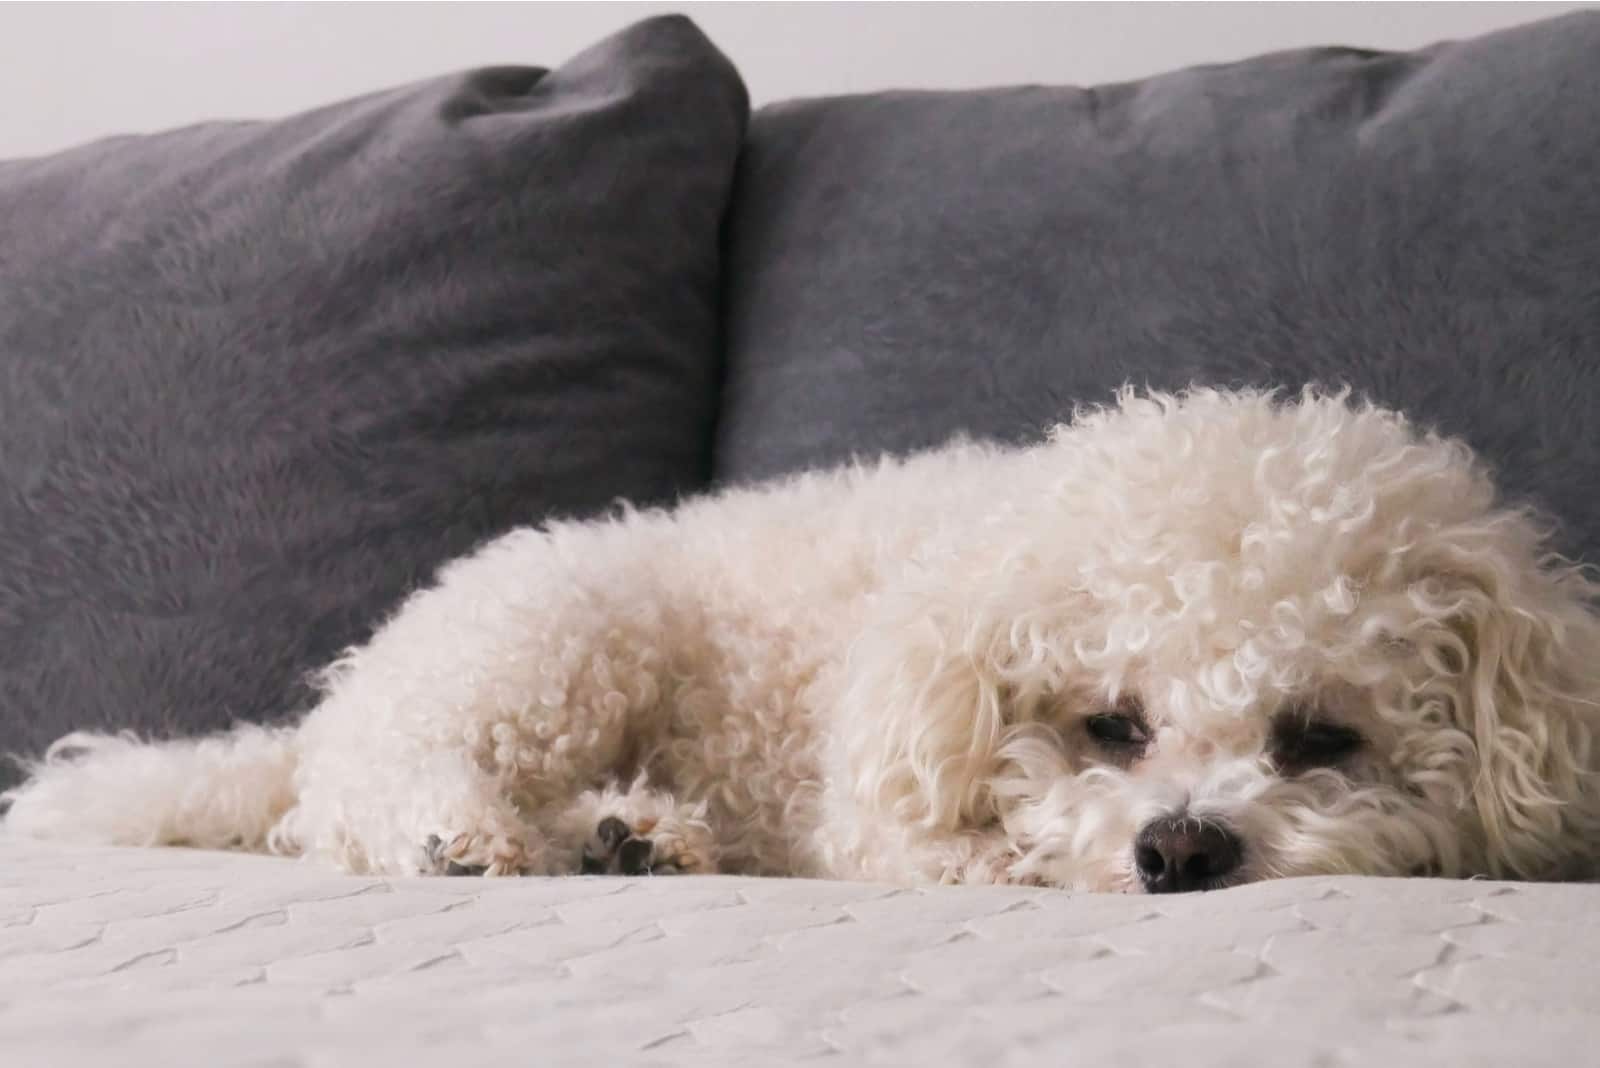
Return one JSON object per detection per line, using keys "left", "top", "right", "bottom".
{"left": 2, "top": 837, "right": 1596, "bottom": 1067}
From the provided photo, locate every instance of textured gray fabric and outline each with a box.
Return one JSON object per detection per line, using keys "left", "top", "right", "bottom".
{"left": 0, "top": 16, "right": 747, "bottom": 775}
{"left": 718, "top": 12, "right": 1600, "bottom": 566}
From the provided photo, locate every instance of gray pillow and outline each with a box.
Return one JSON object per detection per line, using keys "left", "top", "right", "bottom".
{"left": 0, "top": 16, "right": 746, "bottom": 777}
{"left": 718, "top": 12, "right": 1600, "bottom": 566}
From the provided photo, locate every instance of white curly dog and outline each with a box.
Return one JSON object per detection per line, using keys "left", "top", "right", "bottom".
{"left": 7, "top": 388, "right": 1600, "bottom": 892}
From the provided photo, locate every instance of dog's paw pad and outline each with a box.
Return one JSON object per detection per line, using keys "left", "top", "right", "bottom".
{"left": 579, "top": 816, "right": 707, "bottom": 876}
{"left": 596, "top": 816, "right": 632, "bottom": 851}
{"left": 618, "top": 837, "right": 654, "bottom": 875}
{"left": 424, "top": 834, "right": 447, "bottom": 865}
{"left": 581, "top": 816, "right": 650, "bottom": 875}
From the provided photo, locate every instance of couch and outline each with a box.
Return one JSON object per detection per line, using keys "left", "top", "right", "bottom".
{"left": 2, "top": 12, "right": 1598, "bottom": 1064}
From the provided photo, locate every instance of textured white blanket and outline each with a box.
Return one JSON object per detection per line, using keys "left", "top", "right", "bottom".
{"left": 1, "top": 838, "right": 1594, "bottom": 1066}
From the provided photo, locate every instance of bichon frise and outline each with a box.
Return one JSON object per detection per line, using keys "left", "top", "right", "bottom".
{"left": 7, "top": 388, "right": 1600, "bottom": 892}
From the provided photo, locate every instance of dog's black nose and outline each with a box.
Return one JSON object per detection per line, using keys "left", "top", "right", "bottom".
{"left": 1134, "top": 816, "right": 1242, "bottom": 893}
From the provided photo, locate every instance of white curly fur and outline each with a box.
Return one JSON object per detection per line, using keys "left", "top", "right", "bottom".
{"left": 7, "top": 387, "right": 1600, "bottom": 891}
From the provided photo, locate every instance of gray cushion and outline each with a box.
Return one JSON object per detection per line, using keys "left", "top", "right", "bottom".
{"left": 719, "top": 11, "right": 1600, "bottom": 566}
{"left": 0, "top": 15, "right": 746, "bottom": 776}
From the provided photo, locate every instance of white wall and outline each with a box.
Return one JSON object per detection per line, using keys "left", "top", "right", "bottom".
{"left": 1, "top": 2, "right": 1592, "bottom": 159}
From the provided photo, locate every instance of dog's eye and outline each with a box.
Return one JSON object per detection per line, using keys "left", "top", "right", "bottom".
{"left": 1272, "top": 718, "right": 1363, "bottom": 771}
{"left": 1085, "top": 699, "right": 1150, "bottom": 751}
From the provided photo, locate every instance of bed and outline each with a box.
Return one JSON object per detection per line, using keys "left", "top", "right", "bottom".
{"left": 4, "top": 837, "right": 1594, "bottom": 1066}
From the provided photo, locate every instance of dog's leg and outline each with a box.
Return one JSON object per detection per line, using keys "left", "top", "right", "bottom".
{"left": 286, "top": 742, "right": 547, "bottom": 876}
{"left": 280, "top": 526, "right": 699, "bottom": 876}
{"left": 545, "top": 776, "right": 718, "bottom": 875}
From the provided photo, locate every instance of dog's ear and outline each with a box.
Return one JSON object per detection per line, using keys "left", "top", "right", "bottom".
{"left": 1409, "top": 536, "right": 1600, "bottom": 880}
{"left": 831, "top": 586, "right": 1019, "bottom": 840}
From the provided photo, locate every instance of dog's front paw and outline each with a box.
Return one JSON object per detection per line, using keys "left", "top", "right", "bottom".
{"left": 578, "top": 814, "right": 713, "bottom": 875}
{"left": 422, "top": 830, "right": 532, "bottom": 877}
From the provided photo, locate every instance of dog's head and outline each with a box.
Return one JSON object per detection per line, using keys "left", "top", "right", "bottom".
{"left": 832, "top": 388, "right": 1600, "bottom": 891}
